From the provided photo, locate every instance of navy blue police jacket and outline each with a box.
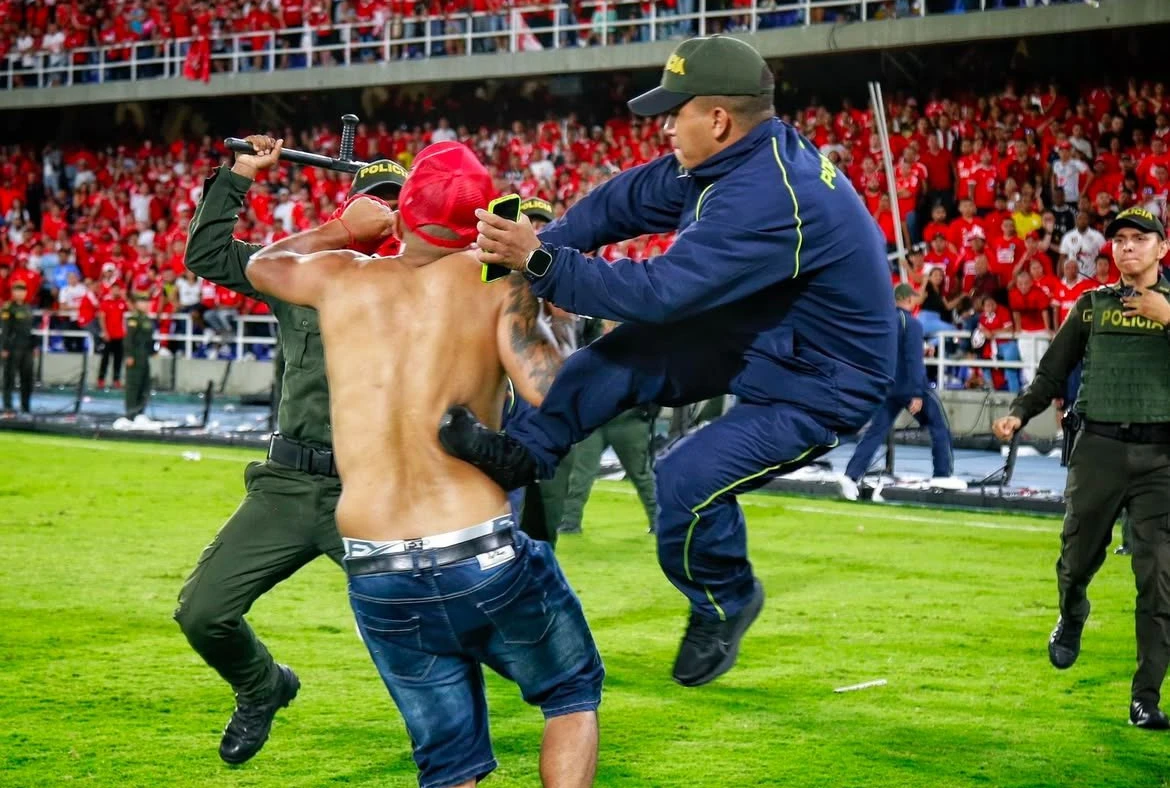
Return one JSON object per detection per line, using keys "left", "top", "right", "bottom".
{"left": 891, "top": 307, "right": 929, "bottom": 402}
{"left": 533, "top": 117, "right": 896, "bottom": 432}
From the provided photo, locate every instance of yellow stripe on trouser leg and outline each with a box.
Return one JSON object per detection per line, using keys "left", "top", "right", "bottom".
{"left": 682, "top": 439, "right": 839, "bottom": 621}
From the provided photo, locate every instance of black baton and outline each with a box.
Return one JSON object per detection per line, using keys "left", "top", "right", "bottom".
{"left": 226, "top": 114, "right": 367, "bottom": 174}
{"left": 223, "top": 138, "right": 369, "bottom": 174}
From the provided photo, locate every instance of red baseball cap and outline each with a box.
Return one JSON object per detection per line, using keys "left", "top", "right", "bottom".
{"left": 398, "top": 142, "right": 493, "bottom": 249}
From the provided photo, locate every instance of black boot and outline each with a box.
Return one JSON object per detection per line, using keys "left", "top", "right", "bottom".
{"left": 438, "top": 405, "right": 539, "bottom": 491}
{"left": 219, "top": 665, "right": 300, "bottom": 764}
{"left": 1130, "top": 699, "right": 1170, "bottom": 730}
{"left": 672, "top": 579, "right": 765, "bottom": 687}
{"left": 1048, "top": 616, "right": 1084, "bottom": 670}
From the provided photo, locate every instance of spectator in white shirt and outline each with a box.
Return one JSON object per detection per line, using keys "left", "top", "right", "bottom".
{"left": 58, "top": 272, "right": 88, "bottom": 317}
{"left": 43, "top": 23, "right": 66, "bottom": 68}
{"left": 272, "top": 189, "right": 295, "bottom": 233}
{"left": 16, "top": 32, "right": 36, "bottom": 70}
{"left": 1051, "top": 141, "right": 1091, "bottom": 205}
{"left": 431, "top": 118, "right": 458, "bottom": 144}
{"left": 530, "top": 149, "right": 555, "bottom": 183}
{"left": 1058, "top": 211, "right": 1107, "bottom": 279}
{"left": 73, "top": 161, "right": 96, "bottom": 188}
{"left": 130, "top": 186, "right": 153, "bottom": 226}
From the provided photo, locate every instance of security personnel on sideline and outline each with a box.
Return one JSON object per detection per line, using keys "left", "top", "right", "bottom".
{"left": 175, "top": 137, "right": 407, "bottom": 764}
{"left": 124, "top": 291, "right": 155, "bottom": 418}
{"left": 444, "top": 35, "right": 896, "bottom": 687}
{"left": 838, "top": 284, "right": 966, "bottom": 499}
{"left": 1, "top": 280, "right": 35, "bottom": 414}
{"left": 559, "top": 319, "right": 659, "bottom": 535}
{"left": 993, "top": 206, "right": 1170, "bottom": 730}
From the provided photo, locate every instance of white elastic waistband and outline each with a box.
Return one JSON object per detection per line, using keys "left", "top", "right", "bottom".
{"left": 343, "top": 513, "right": 514, "bottom": 559}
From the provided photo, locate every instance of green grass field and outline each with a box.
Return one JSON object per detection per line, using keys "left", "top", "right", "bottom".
{"left": 1, "top": 432, "right": 1167, "bottom": 788}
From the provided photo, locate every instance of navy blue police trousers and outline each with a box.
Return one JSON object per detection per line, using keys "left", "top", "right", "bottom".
{"left": 844, "top": 390, "right": 954, "bottom": 482}
{"left": 506, "top": 319, "right": 841, "bottom": 621}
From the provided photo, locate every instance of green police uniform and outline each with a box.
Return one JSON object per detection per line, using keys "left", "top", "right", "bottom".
{"left": 174, "top": 165, "right": 345, "bottom": 704}
{"left": 560, "top": 407, "right": 658, "bottom": 533}
{"left": 1, "top": 295, "right": 35, "bottom": 413}
{"left": 551, "top": 318, "right": 658, "bottom": 534}
{"left": 1009, "top": 273, "right": 1170, "bottom": 716}
{"left": 124, "top": 303, "right": 154, "bottom": 418}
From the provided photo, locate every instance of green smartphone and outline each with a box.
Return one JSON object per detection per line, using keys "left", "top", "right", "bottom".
{"left": 482, "top": 194, "right": 522, "bottom": 283}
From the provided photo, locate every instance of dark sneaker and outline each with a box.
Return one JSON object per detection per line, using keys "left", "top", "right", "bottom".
{"left": 1130, "top": 699, "right": 1170, "bottom": 730}
{"left": 438, "top": 405, "right": 539, "bottom": 491}
{"left": 672, "top": 579, "right": 765, "bottom": 687}
{"left": 1048, "top": 616, "right": 1084, "bottom": 670}
{"left": 219, "top": 665, "right": 300, "bottom": 765}
{"left": 1114, "top": 545, "right": 1132, "bottom": 556}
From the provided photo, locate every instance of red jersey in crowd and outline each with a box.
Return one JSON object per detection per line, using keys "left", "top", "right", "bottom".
{"left": 1055, "top": 277, "right": 1095, "bottom": 325}
{"left": 99, "top": 296, "right": 130, "bottom": 339}
{"left": 1008, "top": 286, "right": 1051, "bottom": 331}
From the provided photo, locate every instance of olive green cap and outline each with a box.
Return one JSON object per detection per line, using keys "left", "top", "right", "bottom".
{"left": 348, "top": 159, "right": 408, "bottom": 199}
{"left": 628, "top": 35, "right": 773, "bottom": 117}
{"left": 520, "top": 198, "right": 554, "bottom": 223}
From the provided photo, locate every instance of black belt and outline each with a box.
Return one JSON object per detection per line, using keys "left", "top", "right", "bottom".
{"left": 267, "top": 433, "right": 338, "bottom": 477}
{"left": 1083, "top": 421, "right": 1170, "bottom": 445}
{"left": 344, "top": 529, "right": 515, "bottom": 575}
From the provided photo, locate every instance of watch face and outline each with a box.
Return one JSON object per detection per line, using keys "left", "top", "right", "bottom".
{"left": 528, "top": 248, "right": 554, "bottom": 277}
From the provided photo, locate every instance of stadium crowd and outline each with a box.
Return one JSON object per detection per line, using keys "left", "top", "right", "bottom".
{"left": 0, "top": 0, "right": 1089, "bottom": 87}
{"left": 1, "top": 73, "right": 1168, "bottom": 393}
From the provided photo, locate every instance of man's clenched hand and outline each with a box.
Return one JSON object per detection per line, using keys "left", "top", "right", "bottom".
{"left": 232, "top": 135, "right": 284, "bottom": 180}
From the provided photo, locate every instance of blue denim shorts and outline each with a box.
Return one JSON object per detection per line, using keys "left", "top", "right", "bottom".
{"left": 347, "top": 528, "right": 604, "bottom": 788}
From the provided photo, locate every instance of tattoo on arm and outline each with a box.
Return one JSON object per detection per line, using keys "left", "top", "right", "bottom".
{"left": 505, "top": 274, "right": 562, "bottom": 396}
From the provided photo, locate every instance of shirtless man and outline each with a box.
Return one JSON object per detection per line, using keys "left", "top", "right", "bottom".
{"left": 245, "top": 142, "right": 603, "bottom": 788}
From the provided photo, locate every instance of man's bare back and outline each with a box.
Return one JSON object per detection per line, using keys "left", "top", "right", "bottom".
{"left": 245, "top": 192, "right": 561, "bottom": 542}
{"left": 319, "top": 251, "right": 554, "bottom": 540}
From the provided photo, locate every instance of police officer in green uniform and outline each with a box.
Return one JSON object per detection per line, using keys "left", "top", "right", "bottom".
{"left": 558, "top": 319, "right": 658, "bottom": 535}
{"left": 124, "top": 291, "right": 154, "bottom": 418}
{"left": 174, "top": 136, "right": 407, "bottom": 764}
{"left": 1, "top": 280, "right": 35, "bottom": 414}
{"left": 994, "top": 206, "right": 1170, "bottom": 730}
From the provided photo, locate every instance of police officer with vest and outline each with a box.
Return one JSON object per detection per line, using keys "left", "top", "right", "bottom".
{"left": 124, "top": 291, "right": 155, "bottom": 419}
{"left": 1, "top": 280, "right": 35, "bottom": 414}
{"left": 175, "top": 136, "right": 408, "bottom": 764}
{"left": 993, "top": 206, "right": 1170, "bottom": 730}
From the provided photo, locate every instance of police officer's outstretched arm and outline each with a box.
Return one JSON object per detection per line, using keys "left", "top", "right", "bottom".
{"left": 185, "top": 135, "right": 280, "bottom": 298}
{"left": 530, "top": 190, "right": 802, "bottom": 324}
{"left": 538, "top": 155, "right": 688, "bottom": 253}
{"left": 993, "top": 293, "right": 1091, "bottom": 440}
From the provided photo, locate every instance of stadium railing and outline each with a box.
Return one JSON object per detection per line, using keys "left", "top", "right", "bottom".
{"left": 29, "top": 311, "right": 1047, "bottom": 390}
{"left": 927, "top": 329, "right": 1047, "bottom": 390}
{"left": 0, "top": 0, "right": 977, "bottom": 89}
{"left": 32, "top": 309, "right": 278, "bottom": 361}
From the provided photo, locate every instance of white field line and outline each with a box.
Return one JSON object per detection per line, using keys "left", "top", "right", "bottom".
{"left": 5, "top": 433, "right": 257, "bottom": 464}
{"left": 597, "top": 482, "right": 1060, "bottom": 534}
{"left": 9, "top": 436, "right": 1061, "bottom": 535}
